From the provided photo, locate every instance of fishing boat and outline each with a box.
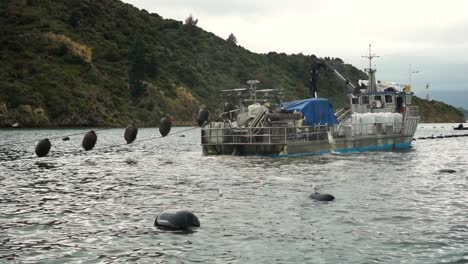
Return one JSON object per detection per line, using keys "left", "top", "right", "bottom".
{"left": 200, "top": 46, "right": 420, "bottom": 156}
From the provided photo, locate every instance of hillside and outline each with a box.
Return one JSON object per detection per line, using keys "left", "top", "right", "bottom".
{"left": 413, "top": 97, "right": 464, "bottom": 123}
{"left": 0, "top": 0, "right": 464, "bottom": 127}
{"left": 457, "top": 107, "right": 468, "bottom": 121}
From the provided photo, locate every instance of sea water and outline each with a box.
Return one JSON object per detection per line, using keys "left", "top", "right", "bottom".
{"left": 0, "top": 124, "right": 467, "bottom": 263}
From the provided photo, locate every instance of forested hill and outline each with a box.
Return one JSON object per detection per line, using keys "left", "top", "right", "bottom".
{"left": 0, "top": 0, "right": 464, "bottom": 127}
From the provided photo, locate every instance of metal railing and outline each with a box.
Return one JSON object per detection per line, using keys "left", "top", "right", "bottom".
{"left": 201, "top": 125, "right": 330, "bottom": 145}
{"left": 333, "top": 121, "right": 404, "bottom": 138}
{"left": 336, "top": 108, "right": 352, "bottom": 122}
{"left": 201, "top": 121, "right": 406, "bottom": 146}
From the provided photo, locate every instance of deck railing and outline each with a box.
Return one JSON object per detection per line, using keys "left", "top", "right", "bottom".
{"left": 202, "top": 121, "right": 405, "bottom": 146}
{"left": 333, "top": 122, "right": 404, "bottom": 137}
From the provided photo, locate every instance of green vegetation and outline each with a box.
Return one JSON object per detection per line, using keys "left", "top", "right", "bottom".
{"left": 413, "top": 97, "right": 464, "bottom": 123}
{"left": 0, "top": 0, "right": 464, "bottom": 127}
{"left": 457, "top": 107, "right": 468, "bottom": 121}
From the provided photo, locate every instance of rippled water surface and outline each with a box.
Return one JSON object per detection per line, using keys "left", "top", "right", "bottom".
{"left": 1, "top": 124, "right": 468, "bottom": 263}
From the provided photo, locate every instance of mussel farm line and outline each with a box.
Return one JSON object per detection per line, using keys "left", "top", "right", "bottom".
{"left": 414, "top": 133, "right": 468, "bottom": 140}
{"left": 1, "top": 122, "right": 199, "bottom": 161}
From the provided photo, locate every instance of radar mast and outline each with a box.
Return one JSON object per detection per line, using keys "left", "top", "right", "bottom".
{"left": 361, "top": 44, "right": 379, "bottom": 92}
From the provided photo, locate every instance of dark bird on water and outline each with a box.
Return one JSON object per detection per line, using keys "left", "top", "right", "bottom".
{"left": 159, "top": 116, "right": 172, "bottom": 137}
{"left": 82, "top": 130, "right": 97, "bottom": 151}
{"left": 124, "top": 124, "right": 138, "bottom": 144}
{"left": 62, "top": 136, "right": 70, "bottom": 141}
{"left": 35, "top": 138, "right": 51, "bottom": 157}
{"left": 309, "top": 185, "right": 335, "bottom": 201}
{"left": 197, "top": 108, "right": 210, "bottom": 127}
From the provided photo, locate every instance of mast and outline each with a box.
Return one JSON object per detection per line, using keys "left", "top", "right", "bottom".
{"left": 246, "top": 80, "right": 260, "bottom": 102}
{"left": 361, "top": 44, "right": 379, "bottom": 92}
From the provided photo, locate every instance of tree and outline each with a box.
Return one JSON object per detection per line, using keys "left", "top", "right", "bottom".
{"left": 227, "top": 33, "right": 237, "bottom": 46}
{"left": 128, "top": 38, "right": 147, "bottom": 97}
{"left": 68, "top": 10, "right": 82, "bottom": 28}
{"left": 146, "top": 53, "right": 159, "bottom": 78}
{"left": 185, "top": 14, "right": 198, "bottom": 26}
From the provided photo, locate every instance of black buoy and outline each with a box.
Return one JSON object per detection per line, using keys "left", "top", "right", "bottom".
{"left": 197, "top": 108, "right": 210, "bottom": 127}
{"left": 35, "top": 138, "right": 51, "bottom": 157}
{"left": 62, "top": 136, "right": 70, "bottom": 141}
{"left": 124, "top": 124, "right": 138, "bottom": 144}
{"left": 154, "top": 209, "right": 200, "bottom": 230}
{"left": 82, "top": 130, "right": 97, "bottom": 151}
{"left": 159, "top": 116, "right": 172, "bottom": 137}
{"left": 309, "top": 193, "right": 335, "bottom": 201}
{"left": 438, "top": 169, "right": 456, "bottom": 173}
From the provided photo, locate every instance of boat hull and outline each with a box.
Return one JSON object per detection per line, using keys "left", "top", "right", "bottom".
{"left": 278, "top": 135, "right": 412, "bottom": 157}
{"left": 202, "top": 134, "right": 413, "bottom": 157}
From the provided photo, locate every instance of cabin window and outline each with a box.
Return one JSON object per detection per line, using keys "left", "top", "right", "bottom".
{"left": 385, "top": 95, "right": 393, "bottom": 103}
{"left": 374, "top": 95, "right": 382, "bottom": 101}
{"left": 361, "top": 96, "right": 369, "bottom": 104}
{"left": 351, "top": 98, "right": 359, "bottom": 104}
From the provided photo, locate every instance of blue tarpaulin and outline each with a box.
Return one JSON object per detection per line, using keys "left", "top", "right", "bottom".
{"left": 281, "top": 98, "right": 338, "bottom": 126}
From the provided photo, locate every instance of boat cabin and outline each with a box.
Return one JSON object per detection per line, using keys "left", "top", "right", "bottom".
{"left": 349, "top": 91, "right": 414, "bottom": 114}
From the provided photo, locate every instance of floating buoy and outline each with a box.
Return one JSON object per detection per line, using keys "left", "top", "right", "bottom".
{"left": 124, "top": 124, "right": 138, "bottom": 144}
{"left": 35, "top": 138, "right": 51, "bottom": 157}
{"left": 159, "top": 116, "right": 172, "bottom": 137}
{"left": 438, "top": 169, "right": 456, "bottom": 173}
{"left": 62, "top": 136, "right": 70, "bottom": 141}
{"left": 309, "top": 193, "right": 335, "bottom": 201}
{"left": 82, "top": 130, "right": 97, "bottom": 151}
{"left": 197, "top": 108, "right": 210, "bottom": 127}
{"left": 154, "top": 209, "right": 200, "bottom": 230}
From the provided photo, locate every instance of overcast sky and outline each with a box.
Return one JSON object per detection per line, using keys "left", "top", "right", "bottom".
{"left": 123, "top": 0, "right": 468, "bottom": 108}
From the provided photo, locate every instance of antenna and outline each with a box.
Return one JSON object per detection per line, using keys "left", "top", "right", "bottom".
{"left": 361, "top": 44, "right": 379, "bottom": 92}
{"left": 408, "top": 64, "right": 419, "bottom": 87}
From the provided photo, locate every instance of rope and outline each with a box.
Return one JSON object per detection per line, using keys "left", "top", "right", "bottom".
{"left": 91, "top": 126, "right": 199, "bottom": 151}
{"left": 0, "top": 126, "right": 200, "bottom": 164}
{"left": 1, "top": 127, "right": 113, "bottom": 146}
